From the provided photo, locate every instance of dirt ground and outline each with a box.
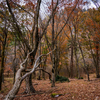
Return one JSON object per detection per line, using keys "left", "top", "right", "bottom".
{"left": 0, "top": 74, "right": 100, "bottom": 100}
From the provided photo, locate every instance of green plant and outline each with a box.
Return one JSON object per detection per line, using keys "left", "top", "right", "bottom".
{"left": 51, "top": 93, "right": 63, "bottom": 98}
{"left": 51, "top": 93, "right": 58, "bottom": 98}
{"left": 75, "top": 77, "right": 78, "bottom": 79}
{"left": 78, "top": 77, "right": 83, "bottom": 79}
{"left": 55, "top": 75, "right": 70, "bottom": 82}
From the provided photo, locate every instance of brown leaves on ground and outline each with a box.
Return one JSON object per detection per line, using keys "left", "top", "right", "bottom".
{"left": 1, "top": 75, "right": 100, "bottom": 100}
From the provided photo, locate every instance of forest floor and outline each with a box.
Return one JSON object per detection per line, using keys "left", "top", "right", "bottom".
{"left": 0, "top": 74, "right": 100, "bottom": 100}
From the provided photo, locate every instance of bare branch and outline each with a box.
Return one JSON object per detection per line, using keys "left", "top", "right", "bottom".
{"left": 21, "top": 48, "right": 55, "bottom": 80}
{"left": 11, "top": 0, "right": 34, "bottom": 18}
{"left": 40, "top": 0, "right": 59, "bottom": 39}
{"left": 54, "top": 1, "right": 79, "bottom": 41}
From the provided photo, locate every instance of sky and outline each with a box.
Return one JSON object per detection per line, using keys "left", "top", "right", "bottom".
{"left": 0, "top": 0, "right": 99, "bottom": 19}
{"left": 40, "top": 0, "right": 98, "bottom": 19}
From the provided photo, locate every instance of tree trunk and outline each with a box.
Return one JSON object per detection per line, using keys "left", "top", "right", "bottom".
{"left": 42, "top": 56, "right": 47, "bottom": 80}
{"left": 0, "top": 33, "right": 7, "bottom": 90}
{"left": 74, "top": 47, "right": 80, "bottom": 79}
{"left": 0, "top": 41, "right": 1, "bottom": 58}
{"left": 87, "top": 34, "right": 99, "bottom": 78}
{"left": 51, "top": 0, "right": 55, "bottom": 87}
{"left": 70, "top": 44, "right": 74, "bottom": 78}
{"left": 0, "top": 49, "right": 4, "bottom": 90}
{"left": 38, "top": 36, "right": 41, "bottom": 80}
{"left": 4, "top": 77, "right": 22, "bottom": 100}
{"left": 69, "top": 25, "right": 74, "bottom": 78}
{"left": 55, "top": 43, "right": 59, "bottom": 78}
{"left": 13, "top": 38, "right": 16, "bottom": 84}
{"left": 74, "top": 27, "right": 80, "bottom": 79}
{"left": 4, "top": 65, "right": 25, "bottom": 100}
{"left": 78, "top": 37, "right": 90, "bottom": 81}
{"left": 25, "top": 75, "right": 35, "bottom": 94}
{"left": 95, "top": 42, "right": 99, "bottom": 78}
{"left": 83, "top": 66, "right": 90, "bottom": 81}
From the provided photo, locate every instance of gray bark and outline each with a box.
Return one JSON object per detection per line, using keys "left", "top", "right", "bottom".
{"left": 25, "top": 75, "right": 35, "bottom": 94}
{"left": 4, "top": 48, "right": 54, "bottom": 100}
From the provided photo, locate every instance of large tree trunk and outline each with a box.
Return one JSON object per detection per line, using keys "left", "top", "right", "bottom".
{"left": 70, "top": 44, "right": 74, "bottom": 78}
{"left": 4, "top": 77, "right": 22, "bottom": 100}
{"left": 25, "top": 75, "right": 35, "bottom": 94}
{"left": 4, "top": 66, "right": 25, "bottom": 100}
{"left": 51, "top": 0, "right": 55, "bottom": 87}
{"left": 38, "top": 36, "right": 41, "bottom": 80}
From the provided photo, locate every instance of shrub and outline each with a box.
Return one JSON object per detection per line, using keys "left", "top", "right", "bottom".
{"left": 78, "top": 77, "right": 83, "bottom": 79}
{"left": 55, "top": 75, "right": 70, "bottom": 82}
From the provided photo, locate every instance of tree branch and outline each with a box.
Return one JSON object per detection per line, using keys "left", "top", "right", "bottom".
{"left": 21, "top": 48, "right": 55, "bottom": 80}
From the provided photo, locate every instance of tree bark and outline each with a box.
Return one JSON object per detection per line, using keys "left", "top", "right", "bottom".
{"left": 55, "top": 46, "right": 59, "bottom": 78}
{"left": 13, "top": 37, "right": 16, "bottom": 84}
{"left": 69, "top": 25, "right": 74, "bottom": 78}
{"left": 87, "top": 33, "right": 99, "bottom": 78}
{"left": 4, "top": 65, "right": 25, "bottom": 100}
{"left": 78, "top": 37, "right": 90, "bottom": 81}
{"left": 0, "top": 43, "right": 6, "bottom": 90}
{"left": 74, "top": 45, "right": 80, "bottom": 78}
{"left": 51, "top": 0, "right": 55, "bottom": 87}
{"left": 0, "top": 20, "right": 7, "bottom": 90}
{"left": 95, "top": 41, "right": 99, "bottom": 78}
{"left": 70, "top": 44, "right": 74, "bottom": 78}
{"left": 74, "top": 25, "right": 80, "bottom": 79}
{"left": 4, "top": 77, "right": 22, "bottom": 100}
{"left": 5, "top": 46, "right": 54, "bottom": 100}
{"left": 42, "top": 56, "right": 47, "bottom": 80}
{"left": 38, "top": 35, "right": 41, "bottom": 80}
{"left": 25, "top": 75, "right": 35, "bottom": 94}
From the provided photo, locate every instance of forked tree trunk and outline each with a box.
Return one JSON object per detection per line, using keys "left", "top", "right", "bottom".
{"left": 5, "top": 47, "right": 54, "bottom": 100}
